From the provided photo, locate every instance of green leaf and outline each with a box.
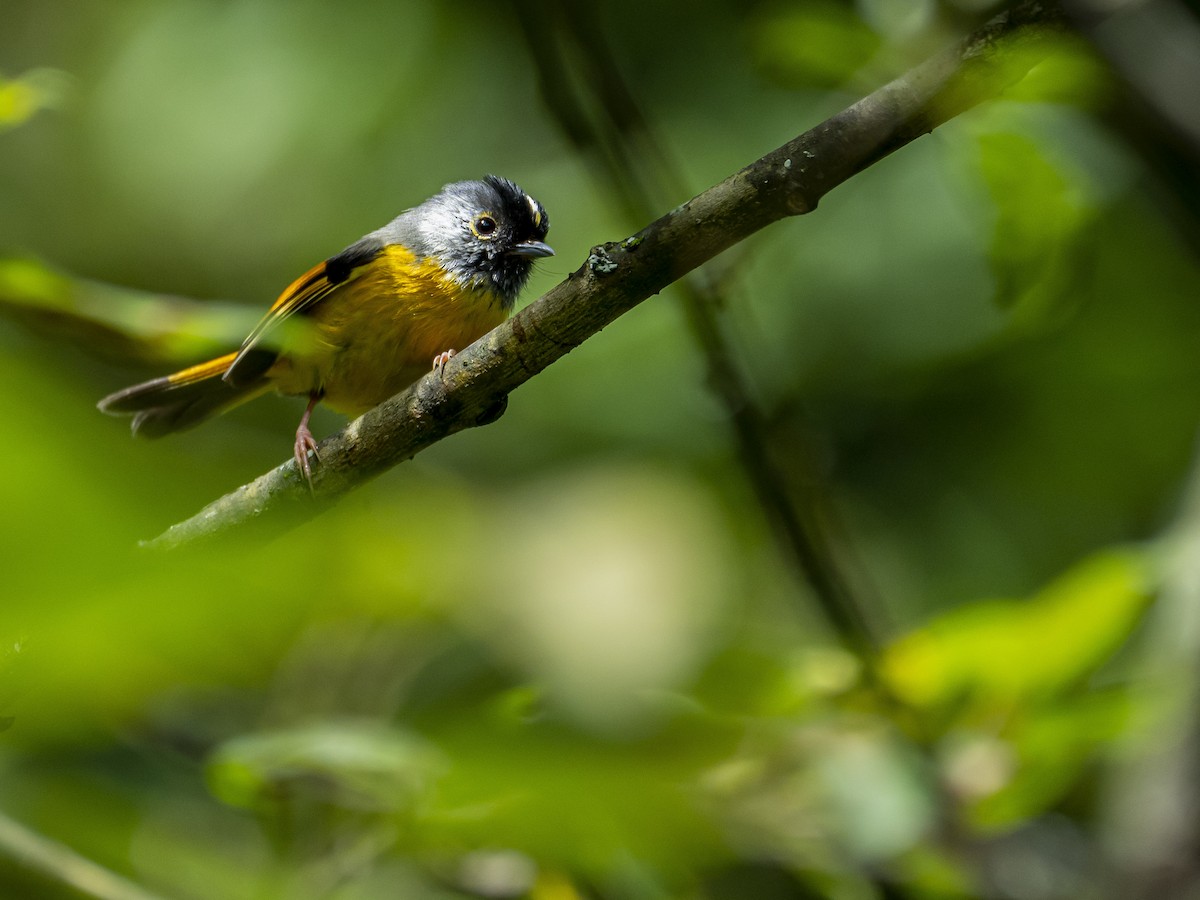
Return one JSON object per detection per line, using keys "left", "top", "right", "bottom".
{"left": 752, "top": 3, "right": 882, "bottom": 88}
{"left": 883, "top": 550, "right": 1152, "bottom": 708}
{"left": 977, "top": 131, "right": 1095, "bottom": 330}
{"left": 967, "top": 690, "right": 1131, "bottom": 828}
{"left": 0, "top": 69, "right": 69, "bottom": 130}
{"left": 206, "top": 723, "right": 445, "bottom": 813}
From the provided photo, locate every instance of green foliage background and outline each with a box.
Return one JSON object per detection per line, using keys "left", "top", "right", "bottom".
{"left": 1, "top": 1, "right": 1198, "bottom": 898}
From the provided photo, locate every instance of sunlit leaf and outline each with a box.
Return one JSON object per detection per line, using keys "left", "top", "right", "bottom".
{"left": 883, "top": 550, "right": 1152, "bottom": 708}
{"left": 1003, "top": 39, "right": 1114, "bottom": 107}
{"left": 0, "top": 69, "right": 69, "bottom": 130}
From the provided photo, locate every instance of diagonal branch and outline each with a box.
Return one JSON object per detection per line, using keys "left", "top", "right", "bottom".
{"left": 148, "top": 1, "right": 1068, "bottom": 551}
{"left": 513, "top": 2, "right": 885, "bottom": 652}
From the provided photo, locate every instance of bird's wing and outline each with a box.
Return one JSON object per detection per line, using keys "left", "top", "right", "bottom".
{"left": 223, "top": 235, "right": 384, "bottom": 387}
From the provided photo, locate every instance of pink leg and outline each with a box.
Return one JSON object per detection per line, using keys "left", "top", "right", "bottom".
{"left": 294, "top": 393, "right": 321, "bottom": 486}
{"left": 432, "top": 349, "right": 457, "bottom": 377}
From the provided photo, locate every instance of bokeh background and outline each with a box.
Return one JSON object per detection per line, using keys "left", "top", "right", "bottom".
{"left": 2, "top": 1, "right": 1200, "bottom": 898}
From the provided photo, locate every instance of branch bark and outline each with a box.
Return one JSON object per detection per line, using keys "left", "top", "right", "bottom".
{"left": 148, "top": 1, "right": 1068, "bottom": 551}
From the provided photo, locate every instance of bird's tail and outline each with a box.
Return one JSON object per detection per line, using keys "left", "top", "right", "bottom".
{"left": 98, "top": 350, "right": 274, "bottom": 437}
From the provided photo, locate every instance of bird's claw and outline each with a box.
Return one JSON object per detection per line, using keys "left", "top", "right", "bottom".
{"left": 432, "top": 349, "right": 457, "bottom": 378}
{"left": 294, "top": 426, "right": 320, "bottom": 488}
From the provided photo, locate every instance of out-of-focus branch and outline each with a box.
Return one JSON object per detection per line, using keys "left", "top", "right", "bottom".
{"left": 0, "top": 256, "right": 259, "bottom": 366}
{"left": 0, "top": 811, "right": 166, "bottom": 900}
{"left": 1066, "top": 0, "right": 1200, "bottom": 258}
{"left": 1102, "top": 442, "right": 1200, "bottom": 898}
{"left": 511, "top": 2, "right": 884, "bottom": 653}
{"left": 148, "top": 0, "right": 1069, "bottom": 551}
{"left": 1067, "top": 0, "right": 1200, "bottom": 157}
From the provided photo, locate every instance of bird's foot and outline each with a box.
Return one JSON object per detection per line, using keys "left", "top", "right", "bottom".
{"left": 432, "top": 349, "right": 457, "bottom": 378}
{"left": 294, "top": 424, "right": 320, "bottom": 488}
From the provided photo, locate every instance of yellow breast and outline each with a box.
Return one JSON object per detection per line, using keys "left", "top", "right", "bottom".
{"left": 268, "top": 244, "right": 508, "bottom": 416}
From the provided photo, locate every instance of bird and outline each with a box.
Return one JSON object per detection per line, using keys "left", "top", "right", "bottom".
{"left": 98, "top": 175, "right": 553, "bottom": 483}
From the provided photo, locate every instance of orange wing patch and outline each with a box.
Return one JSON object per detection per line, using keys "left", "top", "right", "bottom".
{"left": 224, "top": 261, "right": 340, "bottom": 381}
{"left": 224, "top": 238, "right": 384, "bottom": 385}
{"left": 167, "top": 351, "right": 240, "bottom": 387}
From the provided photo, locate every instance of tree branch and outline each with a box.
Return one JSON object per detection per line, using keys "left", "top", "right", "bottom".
{"left": 148, "top": 1, "right": 1068, "bottom": 551}
{"left": 512, "top": 2, "right": 886, "bottom": 652}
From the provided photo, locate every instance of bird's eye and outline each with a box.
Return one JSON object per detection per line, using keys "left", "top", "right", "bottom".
{"left": 473, "top": 214, "right": 498, "bottom": 237}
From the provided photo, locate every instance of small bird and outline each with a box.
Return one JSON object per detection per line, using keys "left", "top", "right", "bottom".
{"left": 99, "top": 176, "right": 552, "bottom": 482}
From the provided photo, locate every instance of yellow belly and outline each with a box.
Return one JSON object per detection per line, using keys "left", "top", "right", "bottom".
{"left": 267, "top": 245, "right": 508, "bottom": 416}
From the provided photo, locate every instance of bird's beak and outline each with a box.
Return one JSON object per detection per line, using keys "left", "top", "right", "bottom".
{"left": 508, "top": 240, "right": 555, "bottom": 258}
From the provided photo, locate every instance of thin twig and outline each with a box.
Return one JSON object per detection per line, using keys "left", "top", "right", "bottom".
{"left": 147, "top": 0, "right": 1068, "bottom": 550}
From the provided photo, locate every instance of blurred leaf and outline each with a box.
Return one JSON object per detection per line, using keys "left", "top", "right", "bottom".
{"left": 0, "top": 69, "right": 69, "bottom": 131}
{"left": 700, "top": 719, "right": 934, "bottom": 888}
{"left": 464, "top": 466, "right": 736, "bottom": 737}
{"left": 967, "top": 690, "right": 1131, "bottom": 828}
{"left": 207, "top": 722, "right": 445, "bottom": 813}
{"left": 855, "top": 0, "right": 936, "bottom": 42}
{"left": 752, "top": 3, "right": 882, "bottom": 88}
{"left": 0, "top": 256, "right": 314, "bottom": 366}
{"left": 883, "top": 550, "right": 1152, "bottom": 708}
{"left": 1003, "top": 39, "right": 1114, "bottom": 108}
{"left": 531, "top": 871, "right": 589, "bottom": 900}
{"left": 0, "top": 258, "right": 70, "bottom": 303}
{"left": 977, "top": 131, "right": 1096, "bottom": 330}
{"left": 892, "top": 844, "right": 976, "bottom": 898}
{"left": 810, "top": 727, "right": 934, "bottom": 862}
{"left": 423, "top": 712, "right": 737, "bottom": 877}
